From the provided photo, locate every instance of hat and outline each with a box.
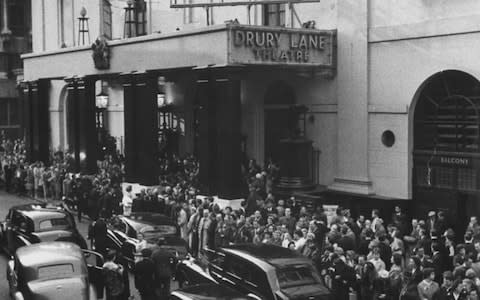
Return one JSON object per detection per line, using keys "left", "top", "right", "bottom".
{"left": 428, "top": 211, "right": 436, "bottom": 217}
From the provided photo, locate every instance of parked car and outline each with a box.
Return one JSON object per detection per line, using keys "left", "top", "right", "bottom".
{"left": 6, "top": 241, "right": 104, "bottom": 300}
{"left": 0, "top": 203, "right": 87, "bottom": 255}
{"left": 105, "top": 212, "right": 188, "bottom": 269}
{"left": 169, "top": 283, "right": 256, "bottom": 300}
{"left": 178, "top": 244, "right": 331, "bottom": 300}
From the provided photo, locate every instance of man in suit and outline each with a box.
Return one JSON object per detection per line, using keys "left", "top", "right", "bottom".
{"left": 431, "top": 242, "right": 445, "bottom": 285}
{"left": 331, "top": 254, "right": 355, "bottom": 300}
{"left": 151, "top": 239, "right": 175, "bottom": 298}
{"left": 135, "top": 248, "right": 156, "bottom": 300}
{"left": 88, "top": 212, "right": 108, "bottom": 257}
{"left": 392, "top": 206, "right": 408, "bottom": 236}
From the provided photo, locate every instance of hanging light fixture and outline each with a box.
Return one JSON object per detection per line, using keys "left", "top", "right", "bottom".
{"left": 157, "top": 76, "right": 166, "bottom": 108}
{"left": 96, "top": 80, "right": 109, "bottom": 109}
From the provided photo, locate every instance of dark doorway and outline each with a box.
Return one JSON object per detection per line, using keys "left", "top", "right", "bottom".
{"left": 413, "top": 70, "right": 480, "bottom": 237}
{"left": 264, "top": 81, "right": 295, "bottom": 164}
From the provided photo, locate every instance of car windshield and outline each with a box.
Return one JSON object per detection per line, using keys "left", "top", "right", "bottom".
{"left": 276, "top": 264, "right": 322, "bottom": 289}
{"left": 38, "top": 216, "right": 74, "bottom": 232}
{"left": 140, "top": 225, "right": 177, "bottom": 241}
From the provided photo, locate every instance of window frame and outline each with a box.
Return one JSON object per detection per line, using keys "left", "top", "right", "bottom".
{"left": 263, "top": 3, "right": 286, "bottom": 27}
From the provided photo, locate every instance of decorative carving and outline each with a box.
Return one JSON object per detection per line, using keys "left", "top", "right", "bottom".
{"left": 91, "top": 36, "right": 110, "bottom": 70}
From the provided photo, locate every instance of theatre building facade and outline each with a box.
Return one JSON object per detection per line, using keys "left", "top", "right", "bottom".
{"left": 21, "top": 0, "right": 480, "bottom": 229}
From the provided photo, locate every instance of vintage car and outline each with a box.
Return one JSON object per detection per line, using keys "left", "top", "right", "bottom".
{"left": 6, "top": 241, "right": 104, "bottom": 300}
{"left": 0, "top": 203, "right": 87, "bottom": 255}
{"left": 105, "top": 212, "right": 188, "bottom": 269}
{"left": 169, "top": 283, "right": 257, "bottom": 300}
{"left": 177, "top": 244, "right": 331, "bottom": 300}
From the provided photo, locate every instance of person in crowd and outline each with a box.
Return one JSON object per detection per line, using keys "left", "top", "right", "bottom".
{"left": 360, "top": 261, "right": 377, "bottom": 300}
{"left": 135, "top": 248, "right": 156, "bottom": 300}
{"left": 102, "top": 250, "right": 125, "bottom": 300}
{"left": 88, "top": 212, "right": 108, "bottom": 257}
{"left": 418, "top": 267, "right": 440, "bottom": 300}
{"left": 151, "top": 239, "right": 175, "bottom": 298}
{"left": 122, "top": 185, "right": 134, "bottom": 217}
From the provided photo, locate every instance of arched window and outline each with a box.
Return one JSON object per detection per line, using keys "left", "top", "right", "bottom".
{"left": 413, "top": 70, "right": 480, "bottom": 191}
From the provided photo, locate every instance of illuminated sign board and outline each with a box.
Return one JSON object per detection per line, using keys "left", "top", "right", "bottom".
{"left": 227, "top": 25, "right": 336, "bottom": 67}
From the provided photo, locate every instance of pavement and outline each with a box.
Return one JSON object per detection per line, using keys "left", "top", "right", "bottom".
{"left": 0, "top": 190, "right": 179, "bottom": 299}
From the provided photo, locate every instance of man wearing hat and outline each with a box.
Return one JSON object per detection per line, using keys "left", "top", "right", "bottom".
{"left": 134, "top": 248, "right": 156, "bottom": 300}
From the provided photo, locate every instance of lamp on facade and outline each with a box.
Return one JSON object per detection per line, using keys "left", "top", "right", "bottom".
{"left": 96, "top": 81, "right": 109, "bottom": 109}
{"left": 95, "top": 81, "right": 109, "bottom": 131}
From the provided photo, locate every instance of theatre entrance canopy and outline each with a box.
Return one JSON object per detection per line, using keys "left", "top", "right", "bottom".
{"left": 21, "top": 24, "right": 336, "bottom": 198}
{"left": 22, "top": 24, "right": 336, "bottom": 80}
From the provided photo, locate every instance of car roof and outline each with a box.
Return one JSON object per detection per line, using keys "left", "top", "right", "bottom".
{"left": 224, "top": 244, "right": 302, "bottom": 261}
{"left": 120, "top": 212, "right": 175, "bottom": 230}
{"left": 16, "top": 242, "right": 83, "bottom": 268}
{"left": 173, "top": 283, "right": 250, "bottom": 299}
{"left": 12, "top": 203, "right": 69, "bottom": 221}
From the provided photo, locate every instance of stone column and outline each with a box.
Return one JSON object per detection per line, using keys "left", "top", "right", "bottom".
{"left": 215, "top": 76, "right": 243, "bottom": 199}
{"left": 196, "top": 70, "right": 243, "bottom": 198}
{"left": 196, "top": 72, "right": 217, "bottom": 195}
{"left": 65, "top": 77, "right": 97, "bottom": 174}
{"left": 122, "top": 73, "right": 159, "bottom": 186}
{"left": 329, "top": 0, "right": 373, "bottom": 194}
{"left": 20, "top": 80, "right": 50, "bottom": 164}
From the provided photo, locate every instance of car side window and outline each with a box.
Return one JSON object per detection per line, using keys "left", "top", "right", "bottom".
{"left": 11, "top": 211, "right": 23, "bottom": 227}
{"left": 224, "top": 255, "right": 253, "bottom": 281}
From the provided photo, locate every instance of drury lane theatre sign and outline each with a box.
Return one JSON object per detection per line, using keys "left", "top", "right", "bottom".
{"left": 227, "top": 25, "right": 336, "bottom": 67}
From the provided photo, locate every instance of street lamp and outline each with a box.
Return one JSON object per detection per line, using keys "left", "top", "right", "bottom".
{"left": 95, "top": 81, "right": 109, "bottom": 128}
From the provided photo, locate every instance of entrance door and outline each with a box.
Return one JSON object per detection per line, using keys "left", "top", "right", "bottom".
{"left": 413, "top": 70, "right": 480, "bottom": 233}
{"left": 265, "top": 108, "right": 290, "bottom": 163}
{"left": 264, "top": 81, "right": 295, "bottom": 164}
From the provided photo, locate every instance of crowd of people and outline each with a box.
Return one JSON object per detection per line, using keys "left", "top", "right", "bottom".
{"left": 0, "top": 136, "right": 127, "bottom": 221}
{"left": 157, "top": 188, "right": 480, "bottom": 300}
{"left": 5, "top": 134, "right": 480, "bottom": 300}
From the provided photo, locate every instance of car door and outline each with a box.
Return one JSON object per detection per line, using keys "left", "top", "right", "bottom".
{"left": 7, "top": 212, "right": 30, "bottom": 254}
{"left": 7, "top": 257, "right": 18, "bottom": 295}
{"left": 222, "top": 255, "right": 274, "bottom": 300}
{"left": 83, "top": 249, "right": 105, "bottom": 299}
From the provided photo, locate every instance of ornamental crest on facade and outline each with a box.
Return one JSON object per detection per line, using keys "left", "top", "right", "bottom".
{"left": 92, "top": 36, "right": 110, "bottom": 70}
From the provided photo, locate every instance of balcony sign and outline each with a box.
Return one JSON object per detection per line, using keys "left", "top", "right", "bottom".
{"left": 228, "top": 25, "right": 336, "bottom": 67}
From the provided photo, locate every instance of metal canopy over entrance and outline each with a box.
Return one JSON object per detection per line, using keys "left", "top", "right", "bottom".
{"left": 170, "top": 0, "right": 319, "bottom": 8}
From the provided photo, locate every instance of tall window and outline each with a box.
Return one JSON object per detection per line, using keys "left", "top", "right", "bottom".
{"left": 263, "top": 4, "right": 286, "bottom": 27}
{"left": 101, "top": 0, "right": 112, "bottom": 39}
{"left": 135, "top": 0, "right": 147, "bottom": 36}
{"left": 124, "top": 0, "right": 146, "bottom": 37}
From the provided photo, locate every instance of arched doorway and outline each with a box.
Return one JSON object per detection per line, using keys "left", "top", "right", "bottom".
{"left": 413, "top": 70, "right": 480, "bottom": 235}
{"left": 264, "top": 80, "right": 295, "bottom": 164}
